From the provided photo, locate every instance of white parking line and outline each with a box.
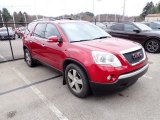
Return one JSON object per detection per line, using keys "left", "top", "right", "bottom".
{"left": 0, "top": 54, "right": 7, "bottom": 61}
{"left": 142, "top": 75, "right": 153, "bottom": 80}
{"left": 12, "top": 67, "right": 69, "bottom": 120}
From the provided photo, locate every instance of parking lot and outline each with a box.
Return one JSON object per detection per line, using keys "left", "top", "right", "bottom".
{"left": 0, "top": 38, "right": 23, "bottom": 62}
{"left": 0, "top": 53, "right": 159, "bottom": 120}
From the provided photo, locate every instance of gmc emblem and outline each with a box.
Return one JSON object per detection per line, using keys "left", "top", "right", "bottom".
{"left": 132, "top": 52, "right": 143, "bottom": 59}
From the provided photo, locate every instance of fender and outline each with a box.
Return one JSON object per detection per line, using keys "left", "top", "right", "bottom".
{"left": 62, "top": 58, "right": 91, "bottom": 85}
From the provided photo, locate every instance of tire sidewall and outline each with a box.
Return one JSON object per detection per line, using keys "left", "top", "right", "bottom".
{"left": 65, "top": 64, "right": 90, "bottom": 98}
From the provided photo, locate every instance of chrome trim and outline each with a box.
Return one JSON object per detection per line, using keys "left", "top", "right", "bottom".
{"left": 120, "top": 46, "right": 146, "bottom": 66}
{"left": 120, "top": 46, "right": 142, "bottom": 54}
{"left": 118, "top": 64, "right": 149, "bottom": 80}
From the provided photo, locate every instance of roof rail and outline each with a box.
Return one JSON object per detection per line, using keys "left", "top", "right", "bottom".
{"left": 33, "top": 17, "right": 56, "bottom": 22}
{"left": 32, "top": 17, "right": 76, "bottom": 22}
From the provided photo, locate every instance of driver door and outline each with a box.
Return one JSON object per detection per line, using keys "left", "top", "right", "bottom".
{"left": 123, "top": 23, "right": 144, "bottom": 43}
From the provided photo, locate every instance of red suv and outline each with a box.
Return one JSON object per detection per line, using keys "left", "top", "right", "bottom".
{"left": 23, "top": 19, "right": 149, "bottom": 98}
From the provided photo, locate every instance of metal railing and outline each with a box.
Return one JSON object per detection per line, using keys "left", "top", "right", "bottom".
{"left": 0, "top": 22, "right": 29, "bottom": 63}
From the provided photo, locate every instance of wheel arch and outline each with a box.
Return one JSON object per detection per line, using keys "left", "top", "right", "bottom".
{"left": 144, "top": 37, "right": 160, "bottom": 47}
{"left": 62, "top": 58, "right": 91, "bottom": 85}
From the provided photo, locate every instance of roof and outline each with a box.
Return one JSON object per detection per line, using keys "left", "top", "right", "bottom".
{"left": 146, "top": 14, "right": 160, "bottom": 17}
{"left": 32, "top": 19, "right": 88, "bottom": 24}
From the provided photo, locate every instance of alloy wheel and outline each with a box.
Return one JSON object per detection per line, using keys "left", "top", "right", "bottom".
{"left": 67, "top": 69, "right": 83, "bottom": 93}
{"left": 146, "top": 40, "right": 159, "bottom": 53}
{"left": 25, "top": 50, "right": 31, "bottom": 66}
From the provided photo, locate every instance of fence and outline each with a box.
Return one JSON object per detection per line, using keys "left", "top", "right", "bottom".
{"left": 0, "top": 22, "right": 28, "bottom": 63}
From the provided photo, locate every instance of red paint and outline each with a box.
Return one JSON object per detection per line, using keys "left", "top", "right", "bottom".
{"left": 23, "top": 20, "right": 148, "bottom": 84}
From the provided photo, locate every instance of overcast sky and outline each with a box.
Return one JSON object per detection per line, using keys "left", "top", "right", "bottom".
{"left": 0, "top": 0, "right": 159, "bottom": 17}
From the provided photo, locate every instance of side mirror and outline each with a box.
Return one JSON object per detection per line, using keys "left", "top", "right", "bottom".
{"left": 47, "top": 36, "right": 59, "bottom": 42}
{"left": 133, "top": 28, "right": 140, "bottom": 33}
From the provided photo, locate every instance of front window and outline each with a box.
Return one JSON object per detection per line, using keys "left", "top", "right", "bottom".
{"left": 134, "top": 23, "right": 152, "bottom": 31}
{"left": 124, "top": 24, "right": 137, "bottom": 32}
{"left": 60, "top": 22, "right": 111, "bottom": 42}
{"left": 45, "top": 24, "right": 60, "bottom": 38}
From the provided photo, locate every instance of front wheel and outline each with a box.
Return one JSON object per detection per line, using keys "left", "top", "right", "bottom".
{"left": 65, "top": 64, "right": 90, "bottom": 98}
{"left": 145, "top": 39, "right": 160, "bottom": 53}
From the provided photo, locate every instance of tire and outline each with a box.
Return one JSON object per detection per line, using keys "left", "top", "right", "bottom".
{"left": 24, "top": 49, "right": 37, "bottom": 67}
{"left": 145, "top": 39, "right": 160, "bottom": 53}
{"left": 65, "top": 64, "right": 90, "bottom": 98}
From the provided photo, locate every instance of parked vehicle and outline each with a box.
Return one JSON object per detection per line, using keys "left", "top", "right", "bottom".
{"left": 23, "top": 20, "right": 148, "bottom": 98}
{"left": 92, "top": 22, "right": 108, "bottom": 31}
{"left": 0, "top": 27, "right": 15, "bottom": 40}
{"left": 15, "top": 27, "right": 26, "bottom": 38}
{"left": 108, "top": 22, "right": 160, "bottom": 53}
{"left": 143, "top": 21, "right": 160, "bottom": 30}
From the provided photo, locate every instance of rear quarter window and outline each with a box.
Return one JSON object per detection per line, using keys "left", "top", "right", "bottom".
{"left": 25, "top": 22, "right": 37, "bottom": 35}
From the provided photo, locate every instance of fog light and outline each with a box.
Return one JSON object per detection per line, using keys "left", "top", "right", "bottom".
{"left": 107, "top": 75, "right": 112, "bottom": 81}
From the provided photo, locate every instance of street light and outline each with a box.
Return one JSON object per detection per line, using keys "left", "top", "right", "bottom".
{"left": 92, "top": 0, "right": 102, "bottom": 23}
{"left": 122, "top": 0, "right": 126, "bottom": 21}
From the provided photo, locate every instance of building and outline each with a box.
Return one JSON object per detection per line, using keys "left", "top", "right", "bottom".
{"left": 145, "top": 14, "right": 160, "bottom": 22}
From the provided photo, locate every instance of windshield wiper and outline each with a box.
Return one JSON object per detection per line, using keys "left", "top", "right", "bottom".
{"left": 70, "top": 39, "right": 91, "bottom": 43}
{"left": 93, "top": 36, "right": 108, "bottom": 40}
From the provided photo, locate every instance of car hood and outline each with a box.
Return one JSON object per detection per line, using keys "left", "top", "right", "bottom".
{"left": 72, "top": 37, "right": 140, "bottom": 54}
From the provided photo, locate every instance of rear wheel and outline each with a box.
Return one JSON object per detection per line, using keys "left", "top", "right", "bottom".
{"left": 24, "top": 49, "right": 37, "bottom": 67}
{"left": 65, "top": 64, "right": 90, "bottom": 98}
{"left": 145, "top": 39, "right": 160, "bottom": 53}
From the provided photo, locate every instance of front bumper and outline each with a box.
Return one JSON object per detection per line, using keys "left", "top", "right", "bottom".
{"left": 90, "top": 64, "right": 149, "bottom": 94}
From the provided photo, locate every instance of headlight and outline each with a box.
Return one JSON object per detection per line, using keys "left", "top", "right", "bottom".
{"left": 92, "top": 51, "right": 122, "bottom": 67}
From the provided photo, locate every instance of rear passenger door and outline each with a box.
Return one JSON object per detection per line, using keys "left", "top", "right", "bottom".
{"left": 123, "top": 23, "right": 145, "bottom": 43}
{"left": 31, "top": 23, "right": 47, "bottom": 61}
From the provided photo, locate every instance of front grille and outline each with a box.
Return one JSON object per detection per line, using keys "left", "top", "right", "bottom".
{"left": 123, "top": 48, "right": 144, "bottom": 65}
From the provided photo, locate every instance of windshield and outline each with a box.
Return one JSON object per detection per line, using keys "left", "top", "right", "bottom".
{"left": 134, "top": 23, "right": 152, "bottom": 31}
{"left": 60, "top": 22, "right": 111, "bottom": 42}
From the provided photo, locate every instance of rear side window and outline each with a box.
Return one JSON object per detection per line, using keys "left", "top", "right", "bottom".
{"left": 33, "top": 23, "right": 46, "bottom": 38}
{"left": 110, "top": 24, "right": 123, "bottom": 31}
{"left": 45, "top": 24, "right": 60, "bottom": 38}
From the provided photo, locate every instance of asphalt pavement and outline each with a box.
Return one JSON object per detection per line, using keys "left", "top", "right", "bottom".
{"left": 0, "top": 53, "right": 159, "bottom": 120}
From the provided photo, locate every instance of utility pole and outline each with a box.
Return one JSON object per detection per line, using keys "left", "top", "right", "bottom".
{"left": 122, "top": 0, "right": 126, "bottom": 21}
{"left": 92, "top": 0, "right": 95, "bottom": 23}
{"left": 0, "top": 13, "right": 5, "bottom": 27}
{"left": 12, "top": 13, "right": 16, "bottom": 29}
{"left": 36, "top": 15, "right": 38, "bottom": 20}
{"left": 24, "top": 13, "right": 27, "bottom": 23}
{"left": 92, "top": 0, "right": 102, "bottom": 23}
